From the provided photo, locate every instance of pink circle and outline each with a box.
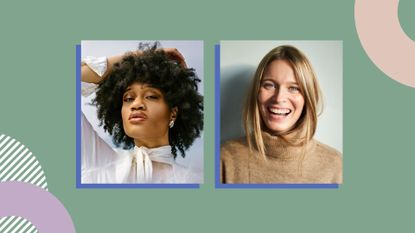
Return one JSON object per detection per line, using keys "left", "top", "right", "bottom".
{"left": 355, "top": 0, "right": 415, "bottom": 88}
{"left": 0, "top": 182, "right": 76, "bottom": 233}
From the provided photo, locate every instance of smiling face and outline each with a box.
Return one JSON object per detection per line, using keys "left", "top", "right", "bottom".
{"left": 121, "top": 82, "right": 176, "bottom": 148}
{"left": 257, "top": 59, "right": 305, "bottom": 134}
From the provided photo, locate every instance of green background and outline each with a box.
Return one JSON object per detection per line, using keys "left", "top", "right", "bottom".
{"left": 1, "top": 0, "right": 414, "bottom": 232}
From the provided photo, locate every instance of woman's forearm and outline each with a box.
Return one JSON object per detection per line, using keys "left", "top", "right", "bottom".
{"left": 81, "top": 54, "right": 124, "bottom": 84}
{"left": 81, "top": 48, "right": 185, "bottom": 84}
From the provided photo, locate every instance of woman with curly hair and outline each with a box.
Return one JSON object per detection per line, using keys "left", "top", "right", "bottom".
{"left": 81, "top": 42, "right": 203, "bottom": 184}
{"left": 220, "top": 45, "right": 342, "bottom": 184}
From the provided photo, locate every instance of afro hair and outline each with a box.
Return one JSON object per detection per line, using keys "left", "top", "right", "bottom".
{"left": 93, "top": 42, "right": 203, "bottom": 158}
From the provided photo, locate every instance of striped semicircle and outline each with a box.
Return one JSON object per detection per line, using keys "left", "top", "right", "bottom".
{"left": 0, "top": 216, "right": 39, "bottom": 233}
{"left": 0, "top": 134, "right": 48, "bottom": 190}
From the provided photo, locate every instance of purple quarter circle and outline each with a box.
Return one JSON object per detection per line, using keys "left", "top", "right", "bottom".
{"left": 0, "top": 182, "right": 76, "bottom": 233}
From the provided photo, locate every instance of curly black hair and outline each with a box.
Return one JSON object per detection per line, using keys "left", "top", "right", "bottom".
{"left": 93, "top": 43, "right": 203, "bottom": 158}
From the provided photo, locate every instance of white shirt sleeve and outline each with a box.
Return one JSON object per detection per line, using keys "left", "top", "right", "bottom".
{"left": 81, "top": 112, "right": 118, "bottom": 171}
{"left": 81, "top": 56, "right": 107, "bottom": 97}
{"left": 81, "top": 55, "right": 120, "bottom": 181}
{"left": 82, "top": 56, "right": 107, "bottom": 77}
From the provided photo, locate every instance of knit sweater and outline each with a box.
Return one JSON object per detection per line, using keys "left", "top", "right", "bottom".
{"left": 220, "top": 132, "right": 342, "bottom": 184}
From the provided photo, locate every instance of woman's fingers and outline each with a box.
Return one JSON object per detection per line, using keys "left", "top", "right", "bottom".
{"left": 164, "top": 48, "right": 187, "bottom": 68}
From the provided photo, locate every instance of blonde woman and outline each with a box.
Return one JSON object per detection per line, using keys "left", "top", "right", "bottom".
{"left": 220, "top": 45, "right": 342, "bottom": 184}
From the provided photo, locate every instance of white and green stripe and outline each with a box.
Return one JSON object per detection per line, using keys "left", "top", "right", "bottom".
{"left": 0, "top": 134, "right": 48, "bottom": 190}
{"left": 0, "top": 216, "right": 39, "bottom": 233}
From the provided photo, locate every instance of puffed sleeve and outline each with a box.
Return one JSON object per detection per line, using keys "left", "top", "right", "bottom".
{"left": 81, "top": 112, "right": 118, "bottom": 171}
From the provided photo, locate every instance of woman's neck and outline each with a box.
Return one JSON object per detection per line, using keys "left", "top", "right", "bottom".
{"left": 134, "top": 137, "right": 169, "bottom": 148}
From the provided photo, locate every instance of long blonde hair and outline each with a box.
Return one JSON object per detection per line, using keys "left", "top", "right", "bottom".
{"left": 243, "top": 45, "right": 323, "bottom": 158}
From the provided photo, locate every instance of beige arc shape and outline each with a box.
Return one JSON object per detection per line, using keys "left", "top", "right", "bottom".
{"left": 355, "top": 0, "right": 415, "bottom": 88}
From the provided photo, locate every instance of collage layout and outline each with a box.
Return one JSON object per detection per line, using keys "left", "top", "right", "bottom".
{"left": 78, "top": 40, "right": 343, "bottom": 188}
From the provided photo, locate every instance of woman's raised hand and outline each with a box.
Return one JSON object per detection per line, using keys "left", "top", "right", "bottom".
{"left": 82, "top": 48, "right": 187, "bottom": 84}
{"left": 162, "top": 48, "right": 187, "bottom": 68}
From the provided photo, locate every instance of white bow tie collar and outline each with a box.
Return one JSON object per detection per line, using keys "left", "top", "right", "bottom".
{"left": 131, "top": 145, "right": 174, "bottom": 183}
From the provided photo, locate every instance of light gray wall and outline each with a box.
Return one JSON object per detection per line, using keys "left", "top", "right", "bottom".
{"left": 220, "top": 40, "right": 343, "bottom": 153}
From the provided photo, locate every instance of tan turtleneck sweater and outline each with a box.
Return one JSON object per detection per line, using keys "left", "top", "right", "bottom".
{"left": 220, "top": 132, "right": 342, "bottom": 184}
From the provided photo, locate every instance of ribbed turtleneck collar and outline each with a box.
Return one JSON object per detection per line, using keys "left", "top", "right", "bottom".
{"left": 261, "top": 131, "right": 316, "bottom": 160}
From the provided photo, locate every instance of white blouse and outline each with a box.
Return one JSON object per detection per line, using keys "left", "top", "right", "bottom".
{"left": 81, "top": 57, "right": 200, "bottom": 184}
